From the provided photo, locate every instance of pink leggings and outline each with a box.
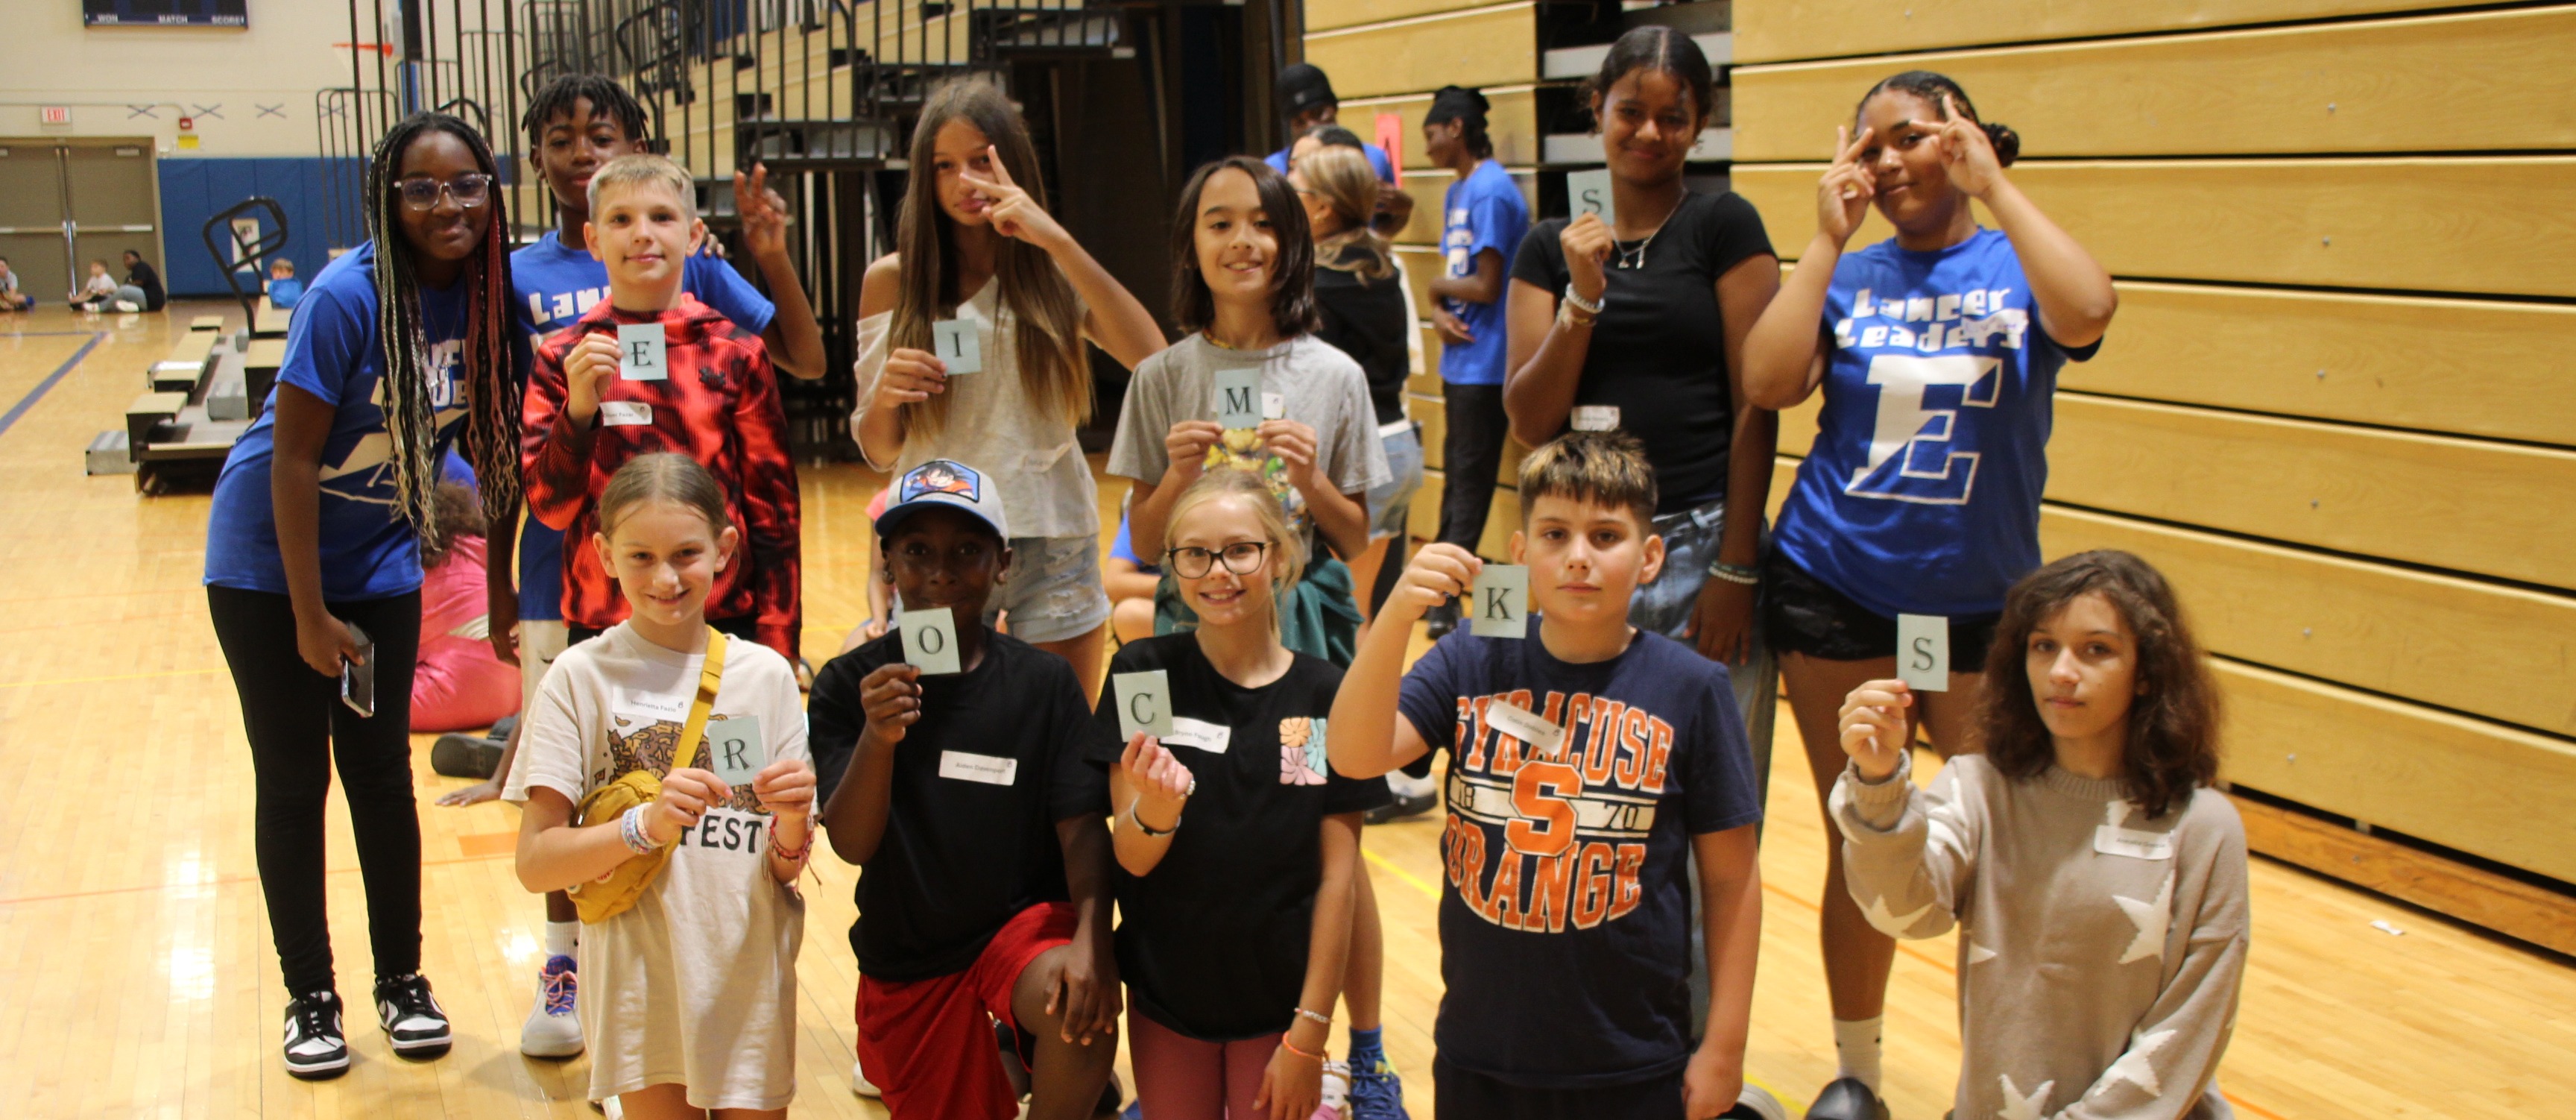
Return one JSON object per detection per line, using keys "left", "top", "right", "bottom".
{"left": 1126, "top": 1010, "right": 1281, "bottom": 1119}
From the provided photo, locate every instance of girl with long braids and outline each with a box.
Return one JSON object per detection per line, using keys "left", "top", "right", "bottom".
{"left": 852, "top": 75, "right": 1164, "bottom": 697}
{"left": 1740, "top": 71, "right": 2118, "bottom": 1120}
{"left": 203, "top": 110, "right": 519, "bottom": 1080}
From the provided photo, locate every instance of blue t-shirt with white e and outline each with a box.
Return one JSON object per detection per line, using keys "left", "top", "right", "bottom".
{"left": 1266, "top": 142, "right": 1395, "bottom": 183}
{"left": 1437, "top": 159, "right": 1529, "bottom": 387}
{"left": 205, "top": 242, "right": 469, "bottom": 600}
{"left": 1773, "top": 227, "right": 2102, "bottom": 620}
{"left": 505, "top": 230, "right": 777, "bottom": 620}
{"left": 1396, "top": 623, "right": 1761, "bottom": 1088}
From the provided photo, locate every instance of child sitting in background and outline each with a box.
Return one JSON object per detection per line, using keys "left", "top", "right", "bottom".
{"left": 413, "top": 474, "right": 521, "bottom": 732}
{"left": 1104, "top": 508, "right": 1161, "bottom": 645}
{"left": 267, "top": 258, "right": 306, "bottom": 310}
{"left": 1830, "top": 550, "right": 2247, "bottom": 1120}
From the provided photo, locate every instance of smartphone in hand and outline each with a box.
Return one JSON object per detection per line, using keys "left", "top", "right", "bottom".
{"left": 341, "top": 620, "right": 376, "bottom": 718}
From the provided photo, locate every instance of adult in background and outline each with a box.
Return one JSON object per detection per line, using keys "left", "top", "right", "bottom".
{"left": 1421, "top": 85, "right": 1529, "bottom": 637}
{"left": 201, "top": 111, "right": 521, "bottom": 1081}
{"left": 1268, "top": 63, "right": 1414, "bottom": 233}
{"left": 1737, "top": 70, "right": 2116, "bottom": 1120}
{"left": 1503, "top": 27, "right": 1781, "bottom": 762}
{"left": 121, "top": 248, "right": 167, "bottom": 311}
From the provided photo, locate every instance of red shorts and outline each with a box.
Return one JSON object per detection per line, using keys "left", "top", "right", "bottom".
{"left": 854, "top": 901, "right": 1076, "bottom": 1120}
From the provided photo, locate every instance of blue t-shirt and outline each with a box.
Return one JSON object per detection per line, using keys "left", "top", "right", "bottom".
{"left": 266, "top": 276, "right": 305, "bottom": 309}
{"left": 1437, "top": 160, "right": 1529, "bottom": 387}
{"left": 1266, "top": 142, "right": 1395, "bottom": 183}
{"left": 1106, "top": 511, "right": 1158, "bottom": 573}
{"left": 505, "top": 230, "right": 778, "bottom": 620}
{"left": 1396, "top": 623, "right": 1761, "bottom": 1087}
{"left": 204, "top": 242, "right": 470, "bottom": 600}
{"left": 1773, "top": 228, "right": 2102, "bottom": 620}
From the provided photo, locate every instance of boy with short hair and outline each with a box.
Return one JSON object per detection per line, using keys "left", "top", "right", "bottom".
{"left": 1328, "top": 430, "right": 1772, "bottom": 1120}
{"left": 809, "top": 459, "right": 1121, "bottom": 1120}
{"left": 523, "top": 152, "right": 801, "bottom": 661}
{"left": 265, "top": 258, "right": 305, "bottom": 310}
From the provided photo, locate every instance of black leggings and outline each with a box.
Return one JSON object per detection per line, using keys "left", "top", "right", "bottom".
{"left": 209, "top": 585, "right": 424, "bottom": 995}
{"left": 1438, "top": 383, "right": 1509, "bottom": 556}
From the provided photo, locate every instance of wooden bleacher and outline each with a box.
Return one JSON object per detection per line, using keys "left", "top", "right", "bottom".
{"left": 250, "top": 296, "right": 292, "bottom": 338}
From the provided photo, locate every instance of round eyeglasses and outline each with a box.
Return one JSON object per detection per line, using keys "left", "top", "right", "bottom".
{"left": 1166, "top": 541, "right": 1268, "bottom": 579}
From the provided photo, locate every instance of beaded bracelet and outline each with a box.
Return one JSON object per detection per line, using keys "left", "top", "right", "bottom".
{"left": 1705, "top": 559, "right": 1761, "bottom": 586}
{"left": 768, "top": 817, "right": 812, "bottom": 863}
{"left": 618, "top": 806, "right": 658, "bottom": 855}
{"left": 1292, "top": 1007, "right": 1332, "bottom": 1028}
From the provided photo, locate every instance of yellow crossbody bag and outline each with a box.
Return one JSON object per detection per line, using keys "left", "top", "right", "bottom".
{"left": 570, "top": 629, "right": 727, "bottom": 924}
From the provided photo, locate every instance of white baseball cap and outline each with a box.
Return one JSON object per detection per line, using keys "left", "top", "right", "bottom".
{"left": 875, "top": 459, "right": 1010, "bottom": 540}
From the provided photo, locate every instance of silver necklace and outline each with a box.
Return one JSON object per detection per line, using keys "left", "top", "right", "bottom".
{"left": 1612, "top": 190, "right": 1688, "bottom": 270}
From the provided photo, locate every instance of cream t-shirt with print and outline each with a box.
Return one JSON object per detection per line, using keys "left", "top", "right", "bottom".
{"left": 507, "top": 623, "right": 810, "bottom": 1111}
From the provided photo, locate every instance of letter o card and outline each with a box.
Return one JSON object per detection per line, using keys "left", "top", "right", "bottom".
{"left": 899, "top": 606, "right": 962, "bottom": 675}
{"left": 1470, "top": 564, "right": 1529, "bottom": 638}
{"left": 1567, "top": 168, "right": 1615, "bottom": 227}
{"left": 616, "top": 322, "right": 667, "bottom": 380}
{"left": 931, "top": 318, "right": 982, "bottom": 374}
{"left": 704, "top": 715, "right": 765, "bottom": 788}
{"left": 1113, "top": 670, "right": 1174, "bottom": 739}
{"left": 1213, "top": 368, "right": 1262, "bottom": 430}
{"left": 1897, "top": 613, "right": 1949, "bottom": 691}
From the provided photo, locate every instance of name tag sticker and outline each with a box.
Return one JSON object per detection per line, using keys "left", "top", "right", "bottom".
{"left": 1486, "top": 699, "right": 1565, "bottom": 755}
{"left": 939, "top": 749, "right": 1019, "bottom": 786}
{"left": 1162, "top": 717, "right": 1232, "bottom": 754}
{"left": 930, "top": 318, "right": 982, "bottom": 374}
{"left": 599, "top": 400, "right": 652, "bottom": 427}
{"left": 1261, "top": 391, "right": 1287, "bottom": 421}
{"left": 616, "top": 322, "right": 667, "bottom": 380}
{"left": 1566, "top": 168, "right": 1616, "bottom": 228}
{"left": 704, "top": 714, "right": 764, "bottom": 787}
{"left": 1469, "top": 564, "right": 1528, "bottom": 638}
{"left": 899, "top": 606, "right": 962, "bottom": 675}
{"left": 613, "top": 688, "right": 690, "bottom": 723}
{"left": 2094, "top": 826, "right": 2175, "bottom": 861}
{"left": 1114, "top": 670, "right": 1175, "bottom": 739}
{"left": 1571, "top": 404, "right": 1620, "bottom": 432}
{"left": 1897, "top": 614, "right": 1949, "bottom": 691}
{"left": 1213, "top": 368, "right": 1262, "bottom": 430}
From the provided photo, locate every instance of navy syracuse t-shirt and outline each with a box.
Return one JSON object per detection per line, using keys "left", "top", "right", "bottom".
{"left": 1397, "top": 622, "right": 1762, "bottom": 1087}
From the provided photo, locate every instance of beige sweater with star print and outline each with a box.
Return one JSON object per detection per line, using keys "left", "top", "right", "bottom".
{"left": 1832, "top": 753, "right": 2248, "bottom": 1120}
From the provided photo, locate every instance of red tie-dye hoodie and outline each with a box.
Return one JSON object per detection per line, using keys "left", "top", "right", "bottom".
{"left": 524, "top": 293, "right": 801, "bottom": 659}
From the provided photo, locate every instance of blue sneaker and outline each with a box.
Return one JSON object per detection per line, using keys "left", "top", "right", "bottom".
{"left": 1347, "top": 1054, "right": 1411, "bottom": 1120}
{"left": 520, "top": 954, "right": 584, "bottom": 1057}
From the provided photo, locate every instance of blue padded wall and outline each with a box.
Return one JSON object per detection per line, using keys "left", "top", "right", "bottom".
{"left": 158, "top": 157, "right": 364, "bottom": 298}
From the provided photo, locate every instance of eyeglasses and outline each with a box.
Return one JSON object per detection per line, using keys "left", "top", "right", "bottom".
{"left": 1166, "top": 541, "right": 1268, "bottom": 579}
{"left": 395, "top": 173, "right": 495, "bottom": 212}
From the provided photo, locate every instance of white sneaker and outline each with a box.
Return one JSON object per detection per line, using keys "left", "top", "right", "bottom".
{"left": 852, "top": 1057, "right": 883, "bottom": 1098}
{"left": 1736, "top": 1083, "right": 1790, "bottom": 1120}
{"left": 1318, "top": 1058, "right": 1352, "bottom": 1119}
{"left": 520, "top": 955, "right": 584, "bottom": 1057}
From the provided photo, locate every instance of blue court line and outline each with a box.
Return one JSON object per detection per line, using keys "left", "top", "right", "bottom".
{"left": 0, "top": 332, "right": 105, "bottom": 440}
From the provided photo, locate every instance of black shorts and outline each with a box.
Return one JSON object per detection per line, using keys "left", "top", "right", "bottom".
{"left": 1435, "top": 1057, "right": 1685, "bottom": 1120}
{"left": 1763, "top": 550, "right": 2001, "bottom": 667}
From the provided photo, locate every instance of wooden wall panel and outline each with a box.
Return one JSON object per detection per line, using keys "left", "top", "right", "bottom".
{"left": 1732, "top": 157, "right": 2576, "bottom": 298}
{"left": 2047, "top": 394, "right": 2576, "bottom": 591}
{"left": 2070, "top": 283, "right": 2576, "bottom": 448}
{"left": 1340, "top": 87, "right": 1544, "bottom": 169}
{"left": 2042, "top": 507, "right": 2576, "bottom": 737}
{"left": 1307, "top": 0, "right": 1495, "bottom": 33}
{"left": 2216, "top": 659, "right": 2576, "bottom": 884}
{"left": 1734, "top": 7, "right": 2576, "bottom": 160}
{"left": 1736, "top": 0, "right": 2446, "bottom": 64}
{"left": 1302, "top": 4, "right": 1538, "bottom": 100}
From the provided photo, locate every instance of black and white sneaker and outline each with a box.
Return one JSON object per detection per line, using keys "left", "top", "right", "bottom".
{"left": 374, "top": 973, "right": 454, "bottom": 1059}
{"left": 282, "top": 991, "right": 351, "bottom": 1080}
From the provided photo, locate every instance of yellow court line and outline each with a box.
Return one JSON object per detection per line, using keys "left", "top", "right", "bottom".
{"left": 0, "top": 667, "right": 221, "bottom": 690}
{"left": 1365, "top": 846, "right": 1442, "bottom": 900}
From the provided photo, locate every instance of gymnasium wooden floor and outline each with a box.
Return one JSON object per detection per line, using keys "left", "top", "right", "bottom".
{"left": 4, "top": 304, "right": 2570, "bottom": 1118}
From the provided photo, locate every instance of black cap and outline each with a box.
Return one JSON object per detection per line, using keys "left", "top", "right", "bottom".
{"left": 1277, "top": 63, "right": 1337, "bottom": 118}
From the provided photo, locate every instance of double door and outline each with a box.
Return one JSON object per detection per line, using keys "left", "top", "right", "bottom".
{"left": 0, "top": 139, "right": 161, "bottom": 301}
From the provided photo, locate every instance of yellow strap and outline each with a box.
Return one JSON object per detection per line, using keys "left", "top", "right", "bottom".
{"left": 671, "top": 629, "right": 727, "bottom": 775}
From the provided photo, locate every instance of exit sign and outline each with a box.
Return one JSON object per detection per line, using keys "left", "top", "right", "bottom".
{"left": 40, "top": 106, "right": 70, "bottom": 125}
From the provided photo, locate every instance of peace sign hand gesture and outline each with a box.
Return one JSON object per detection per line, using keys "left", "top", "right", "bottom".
{"left": 1923, "top": 93, "right": 2005, "bottom": 201}
{"left": 962, "top": 145, "right": 1071, "bottom": 254}
{"left": 1816, "top": 125, "right": 1877, "bottom": 248}
{"left": 733, "top": 163, "right": 791, "bottom": 259}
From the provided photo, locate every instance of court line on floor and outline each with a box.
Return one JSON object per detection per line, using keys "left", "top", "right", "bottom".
{"left": 0, "top": 666, "right": 220, "bottom": 689}
{"left": 0, "top": 849, "right": 514, "bottom": 906}
{"left": 0, "top": 331, "right": 104, "bottom": 440}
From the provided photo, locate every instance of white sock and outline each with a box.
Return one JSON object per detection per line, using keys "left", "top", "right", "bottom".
{"left": 1833, "top": 1016, "right": 1884, "bottom": 1092}
{"left": 544, "top": 920, "right": 578, "bottom": 959}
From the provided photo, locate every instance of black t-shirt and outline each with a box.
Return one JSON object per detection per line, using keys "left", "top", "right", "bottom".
{"left": 809, "top": 629, "right": 1107, "bottom": 982}
{"left": 125, "top": 260, "right": 165, "bottom": 310}
{"left": 1085, "top": 635, "right": 1392, "bottom": 1040}
{"left": 1313, "top": 245, "right": 1412, "bottom": 425}
{"left": 1510, "top": 191, "right": 1773, "bottom": 515}
{"left": 1396, "top": 622, "right": 1764, "bottom": 1087}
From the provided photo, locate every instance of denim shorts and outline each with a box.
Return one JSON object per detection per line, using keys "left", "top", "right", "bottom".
{"left": 979, "top": 534, "right": 1112, "bottom": 644}
{"left": 1366, "top": 421, "right": 1425, "bottom": 541}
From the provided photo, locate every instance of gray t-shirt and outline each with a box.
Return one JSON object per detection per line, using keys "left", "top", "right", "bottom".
{"left": 1108, "top": 332, "right": 1391, "bottom": 556}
